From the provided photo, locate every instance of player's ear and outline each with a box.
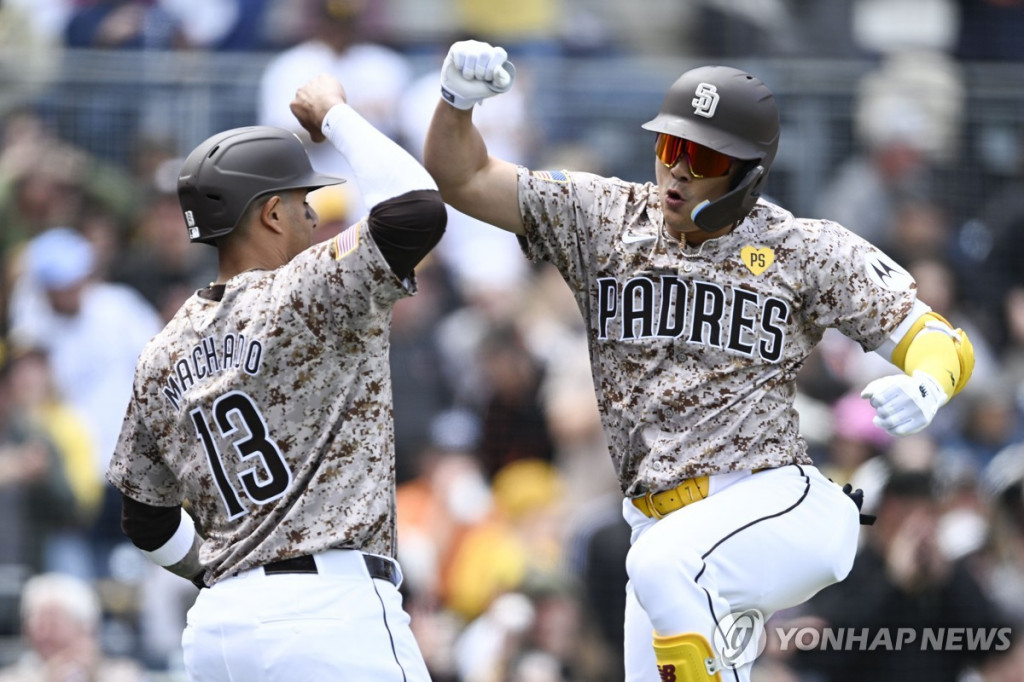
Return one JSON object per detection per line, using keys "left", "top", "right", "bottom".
{"left": 259, "top": 195, "right": 286, "bottom": 234}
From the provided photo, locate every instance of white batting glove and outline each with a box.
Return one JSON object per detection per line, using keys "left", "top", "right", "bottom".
{"left": 440, "top": 40, "right": 516, "bottom": 110}
{"left": 860, "top": 371, "right": 947, "bottom": 436}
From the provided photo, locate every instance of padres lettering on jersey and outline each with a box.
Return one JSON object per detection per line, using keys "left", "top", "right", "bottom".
{"left": 597, "top": 276, "right": 788, "bottom": 361}
{"left": 515, "top": 167, "right": 917, "bottom": 496}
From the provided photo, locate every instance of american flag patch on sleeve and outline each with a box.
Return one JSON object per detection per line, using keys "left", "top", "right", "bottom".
{"left": 533, "top": 170, "right": 569, "bottom": 183}
{"left": 332, "top": 222, "right": 361, "bottom": 260}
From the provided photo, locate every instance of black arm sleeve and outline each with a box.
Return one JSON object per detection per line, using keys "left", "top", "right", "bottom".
{"left": 365, "top": 189, "right": 447, "bottom": 281}
{"left": 121, "top": 494, "right": 182, "bottom": 552}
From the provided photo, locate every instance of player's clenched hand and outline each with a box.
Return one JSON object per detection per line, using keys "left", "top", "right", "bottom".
{"left": 440, "top": 40, "right": 516, "bottom": 110}
{"left": 860, "top": 371, "right": 947, "bottom": 436}
{"left": 290, "top": 74, "right": 348, "bottom": 143}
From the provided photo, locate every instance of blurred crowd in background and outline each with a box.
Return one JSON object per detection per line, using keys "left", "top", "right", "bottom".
{"left": 2, "top": 0, "right": 1024, "bottom": 680}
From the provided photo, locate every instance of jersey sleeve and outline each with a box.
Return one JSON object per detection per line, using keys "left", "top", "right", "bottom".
{"left": 271, "top": 218, "right": 413, "bottom": 347}
{"left": 803, "top": 221, "right": 918, "bottom": 352}
{"left": 106, "top": 379, "right": 185, "bottom": 508}
{"left": 516, "top": 167, "right": 639, "bottom": 291}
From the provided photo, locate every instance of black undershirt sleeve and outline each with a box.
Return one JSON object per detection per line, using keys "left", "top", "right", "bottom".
{"left": 121, "top": 494, "right": 183, "bottom": 552}
{"left": 365, "top": 189, "right": 447, "bottom": 281}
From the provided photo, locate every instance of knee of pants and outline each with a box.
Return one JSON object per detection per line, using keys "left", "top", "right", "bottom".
{"left": 626, "top": 533, "right": 705, "bottom": 600}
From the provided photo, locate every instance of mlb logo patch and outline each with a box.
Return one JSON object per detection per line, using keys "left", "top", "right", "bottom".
{"left": 534, "top": 169, "right": 569, "bottom": 183}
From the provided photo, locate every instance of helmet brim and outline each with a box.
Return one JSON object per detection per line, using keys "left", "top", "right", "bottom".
{"left": 289, "top": 171, "right": 348, "bottom": 193}
{"left": 308, "top": 171, "right": 347, "bottom": 188}
{"left": 641, "top": 116, "right": 766, "bottom": 162}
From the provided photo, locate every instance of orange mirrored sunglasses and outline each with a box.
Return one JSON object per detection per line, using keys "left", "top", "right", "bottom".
{"left": 654, "top": 133, "right": 733, "bottom": 178}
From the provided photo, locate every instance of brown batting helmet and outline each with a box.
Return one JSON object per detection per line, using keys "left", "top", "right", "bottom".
{"left": 178, "top": 126, "right": 345, "bottom": 244}
{"left": 643, "top": 66, "right": 780, "bottom": 231}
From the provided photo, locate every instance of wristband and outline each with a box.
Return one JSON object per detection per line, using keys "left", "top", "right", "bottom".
{"left": 142, "top": 509, "right": 196, "bottom": 567}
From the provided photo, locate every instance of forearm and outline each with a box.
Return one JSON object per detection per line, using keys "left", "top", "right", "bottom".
{"left": 863, "top": 309, "right": 976, "bottom": 436}
{"left": 122, "top": 495, "right": 205, "bottom": 583}
{"left": 156, "top": 526, "right": 204, "bottom": 582}
{"left": 322, "top": 103, "right": 436, "bottom": 209}
{"left": 423, "top": 100, "right": 490, "bottom": 205}
{"left": 903, "top": 329, "right": 960, "bottom": 399}
{"left": 423, "top": 99, "right": 524, "bottom": 234}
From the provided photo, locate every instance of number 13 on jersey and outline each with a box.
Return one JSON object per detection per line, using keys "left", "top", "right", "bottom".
{"left": 190, "top": 390, "right": 293, "bottom": 519}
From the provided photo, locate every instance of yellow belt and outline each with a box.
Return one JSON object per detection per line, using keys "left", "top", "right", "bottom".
{"left": 632, "top": 468, "right": 770, "bottom": 519}
{"left": 631, "top": 475, "right": 710, "bottom": 519}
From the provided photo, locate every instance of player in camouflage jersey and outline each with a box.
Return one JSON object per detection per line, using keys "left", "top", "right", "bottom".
{"left": 106, "top": 74, "right": 444, "bottom": 681}
{"left": 423, "top": 41, "right": 975, "bottom": 681}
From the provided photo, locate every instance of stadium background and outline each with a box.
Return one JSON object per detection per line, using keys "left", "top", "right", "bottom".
{"left": 1, "top": 0, "right": 1023, "bottom": 680}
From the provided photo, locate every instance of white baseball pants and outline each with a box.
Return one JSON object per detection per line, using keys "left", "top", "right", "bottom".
{"left": 622, "top": 464, "right": 861, "bottom": 681}
{"left": 182, "top": 549, "right": 431, "bottom": 681}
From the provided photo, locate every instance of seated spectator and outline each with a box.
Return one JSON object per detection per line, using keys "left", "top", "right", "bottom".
{"left": 2, "top": 346, "right": 101, "bottom": 576}
{"left": 474, "top": 325, "right": 556, "bottom": 481}
{"left": 0, "top": 348, "right": 77, "bottom": 605}
{"left": 979, "top": 445, "right": 1024, "bottom": 627}
{"left": 8, "top": 227, "right": 163, "bottom": 579}
{"left": 0, "top": 572, "right": 144, "bottom": 682}
{"left": 0, "top": 111, "right": 141, "bottom": 251}
{"left": 61, "top": 1, "right": 189, "bottom": 165}
{"left": 0, "top": 134, "right": 87, "bottom": 253}
{"left": 443, "top": 459, "right": 566, "bottom": 621}
{"left": 814, "top": 52, "right": 963, "bottom": 255}
{"left": 63, "top": 0, "right": 184, "bottom": 49}
{"left": 111, "top": 188, "right": 217, "bottom": 322}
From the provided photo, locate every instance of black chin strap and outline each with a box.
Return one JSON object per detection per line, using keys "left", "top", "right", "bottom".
{"left": 691, "top": 163, "right": 764, "bottom": 232}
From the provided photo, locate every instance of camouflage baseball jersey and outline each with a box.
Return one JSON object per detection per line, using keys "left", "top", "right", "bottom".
{"left": 516, "top": 167, "right": 919, "bottom": 498}
{"left": 107, "top": 223, "right": 410, "bottom": 582}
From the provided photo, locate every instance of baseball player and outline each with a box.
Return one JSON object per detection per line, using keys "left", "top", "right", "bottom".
{"left": 106, "top": 74, "right": 445, "bottom": 681}
{"left": 422, "top": 41, "right": 975, "bottom": 681}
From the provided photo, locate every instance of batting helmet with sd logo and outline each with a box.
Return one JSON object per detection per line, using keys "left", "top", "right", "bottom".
{"left": 178, "top": 126, "right": 345, "bottom": 244}
{"left": 642, "top": 65, "right": 779, "bottom": 232}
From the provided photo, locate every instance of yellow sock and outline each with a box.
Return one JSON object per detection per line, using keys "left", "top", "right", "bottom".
{"left": 653, "top": 632, "right": 722, "bottom": 682}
